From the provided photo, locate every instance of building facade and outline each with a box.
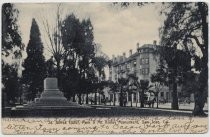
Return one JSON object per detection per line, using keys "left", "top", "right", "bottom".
{"left": 108, "top": 41, "right": 181, "bottom": 105}
{"left": 74, "top": 41, "right": 194, "bottom": 106}
{"left": 109, "top": 41, "right": 159, "bottom": 82}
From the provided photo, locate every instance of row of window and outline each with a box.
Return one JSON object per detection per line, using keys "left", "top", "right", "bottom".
{"left": 115, "top": 58, "right": 149, "bottom": 71}
{"left": 139, "top": 48, "right": 154, "bottom": 53}
{"left": 114, "top": 68, "right": 149, "bottom": 76}
{"left": 140, "top": 58, "right": 149, "bottom": 65}
{"left": 140, "top": 68, "right": 149, "bottom": 75}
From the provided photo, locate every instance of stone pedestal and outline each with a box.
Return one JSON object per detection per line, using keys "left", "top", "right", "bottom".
{"left": 27, "top": 77, "right": 83, "bottom": 108}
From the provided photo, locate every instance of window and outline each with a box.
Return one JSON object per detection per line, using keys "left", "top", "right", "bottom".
{"left": 127, "top": 64, "right": 130, "bottom": 69}
{"left": 142, "top": 68, "right": 149, "bottom": 75}
{"left": 131, "top": 67, "right": 134, "bottom": 72}
{"left": 160, "top": 92, "right": 164, "bottom": 97}
{"left": 140, "top": 58, "right": 149, "bottom": 65}
{"left": 133, "top": 61, "right": 136, "bottom": 67}
{"left": 133, "top": 93, "right": 136, "bottom": 102}
{"left": 145, "top": 58, "right": 149, "bottom": 64}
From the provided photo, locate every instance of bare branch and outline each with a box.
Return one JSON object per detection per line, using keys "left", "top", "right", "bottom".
{"left": 187, "top": 35, "right": 202, "bottom": 47}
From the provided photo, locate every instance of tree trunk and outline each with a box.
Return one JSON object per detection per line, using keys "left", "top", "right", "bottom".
{"left": 19, "top": 95, "right": 22, "bottom": 105}
{"left": 119, "top": 86, "right": 123, "bottom": 107}
{"left": 193, "top": 67, "right": 207, "bottom": 116}
{"left": 156, "top": 95, "right": 159, "bottom": 108}
{"left": 171, "top": 80, "right": 179, "bottom": 110}
{"left": 56, "top": 60, "right": 61, "bottom": 88}
{"left": 170, "top": 68, "right": 179, "bottom": 110}
{"left": 113, "top": 93, "right": 116, "bottom": 106}
{"left": 130, "top": 93, "right": 132, "bottom": 107}
{"left": 192, "top": 2, "right": 208, "bottom": 117}
{"left": 140, "top": 90, "right": 144, "bottom": 108}
{"left": 73, "top": 94, "right": 76, "bottom": 102}
{"left": 94, "top": 92, "right": 97, "bottom": 105}
{"left": 86, "top": 93, "right": 89, "bottom": 104}
{"left": 98, "top": 92, "right": 101, "bottom": 105}
{"left": 78, "top": 94, "right": 82, "bottom": 105}
{"left": 120, "top": 92, "right": 123, "bottom": 107}
{"left": 136, "top": 93, "right": 138, "bottom": 107}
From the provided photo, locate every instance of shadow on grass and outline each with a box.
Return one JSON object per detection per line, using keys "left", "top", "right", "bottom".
{"left": 2, "top": 106, "right": 208, "bottom": 118}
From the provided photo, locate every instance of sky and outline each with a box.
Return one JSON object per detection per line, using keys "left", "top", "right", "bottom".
{"left": 14, "top": 2, "right": 163, "bottom": 60}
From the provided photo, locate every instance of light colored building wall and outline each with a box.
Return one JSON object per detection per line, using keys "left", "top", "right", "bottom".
{"left": 108, "top": 42, "right": 179, "bottom": 103}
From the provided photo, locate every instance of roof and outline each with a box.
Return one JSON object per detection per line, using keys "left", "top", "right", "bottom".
{"left": 127, "top": 52, "right": 139, "bottom": 62}
{"left": 111, "top": 43, "right": 160, "bottom": 66}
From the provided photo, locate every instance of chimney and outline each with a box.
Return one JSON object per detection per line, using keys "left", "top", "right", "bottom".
{"left": 153, "top": 40, "right": 157, "bottom": 45}
{"left": 136, "top": 42, "right": 140, "bottom": 50}
{"left": 129, "top": 49, "right": 132, "bottom": 56}
{"left": 112, "top": 55, "right": 115, "bottom": 62}
{"left": 117, "top": 55, "right": 120, "bottom": 62}
{"left": 123, "top": 52, "right": 126, "bottom": 57}
{"left": 123, "top": 52, "right": 126, "bottom": 61}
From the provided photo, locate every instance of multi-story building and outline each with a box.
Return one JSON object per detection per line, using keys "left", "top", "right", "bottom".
{"left": 108, "top": 40, "right": 187, "bottom": 105}
{"left": 76, "top": 41, "right": 194, "bottom": 106}
{"left": 109, "top": 41, "right": 159, "bottom": 82}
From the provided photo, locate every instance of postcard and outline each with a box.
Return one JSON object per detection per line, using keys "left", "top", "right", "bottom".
{"left": 1, "top": 1, "right": 209, "bottom": 135}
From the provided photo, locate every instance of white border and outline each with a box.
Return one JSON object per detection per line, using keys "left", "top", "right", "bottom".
{"left": 0, "top": 0, "right": 209, "bottom": 137}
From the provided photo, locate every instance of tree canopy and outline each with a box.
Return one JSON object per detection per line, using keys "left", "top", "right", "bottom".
{"left": 160, "top": 2, "right": 208, "bottom": 116}
{"left": 22, "top": 18, "right": 46, "bottom": 100}
{"left": 2, "top": 3, "right": 23, "bottom": 105}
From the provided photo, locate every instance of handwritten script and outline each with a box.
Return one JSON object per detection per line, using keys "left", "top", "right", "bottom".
{"left": 2, "top": 116, "right": 208, "bottom": 134}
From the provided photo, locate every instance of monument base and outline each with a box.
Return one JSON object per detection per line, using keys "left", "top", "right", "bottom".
{"left": 21, "top": 78, "right": 91, "bottom": 109}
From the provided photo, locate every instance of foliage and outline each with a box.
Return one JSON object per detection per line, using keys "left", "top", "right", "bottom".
{"left": 2, "top": 64, "right": 20, "bottom": 104}
{"left": 2, "top": 3, "right": 23, "bottom": 105}
{"left": 150, "top": 59, "right": 167, "bottom": 108}
{"left": 22, "top": 18, "right": 46, "bottom": 100}
{"left": 139, "top": 80, "right": 152, "bottom": 107}
{"left": 112, "top": 2, "right": 151, "bottom": 8}
{"left": 118, "top": 77, "right": 129, "bottom": 106}
{"left": 160, "top": 2, "right": 208, "bottom": 115}
{"left": 46, "top": 57, "right": 56, "bottom": 77}
{"left": 2, "top": 3, "right": 23, "bottom": 58}
{"left": 128, "top": 74, "right": 152, "bottom": 107}
{"left": 181, "top": 71, "right": 199, "bottom": 96}
{"left": 92, "top": 56, "right": 108, "bottom": 80}
{"left": 151, "top": 59, "right": 168, "bottom": 87}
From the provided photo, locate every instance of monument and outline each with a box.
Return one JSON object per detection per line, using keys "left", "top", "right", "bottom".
{"left": 11, "top": 77, "right": 93, "bottom": 117}
{"left": 26, "top": 77, "right": 87, "bottom": 108}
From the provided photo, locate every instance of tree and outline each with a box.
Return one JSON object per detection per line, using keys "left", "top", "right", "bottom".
{"left": 139, "top": 80, "right": 152, "bottom": 108}
{"left": 2, "top": 3, "right": 23, "bottom": 58}
{"left": 128, "top": 74, "right": 138, "bottom": 107}
{"left": 42, "top": 5, "right": 98, "bottom": 102}
{"left": 151, "top": 59, "right": 167, "bottom": 108}
{"left": 160, "top": 2, "right": 208, "bottom": 116}
{"left": 2, "top": 3, "right": 23, "bottom": 106}
{"left": 181, "top": 71, "right": 199, "bottom": 97}
{"left": 42, "top": 4, "right": 65, "bottom": 86}
{"left": 108, "top": 81, "right": 118, "bottom": 106}
{"left": 118, "top": 78, "right": 129, "bottom": 107}
{"left": 22, "top": 18, "right": 46, "bottom": 101}
{"left": 61, "top": 14, "right": 83, "bottom": 71}
{"left": 2, "top": 64, "right": 20, "bottom": 105}
{"left": 128, "top": 74, "right": 152, "bottom": 108}
{"left": 92, "top": 56, "right": 108, "bottom": 81}
{"left": 46, "top": 57, "right": 56, "bottom": 77}
{"left": 91, "top": 46, "right": 109, "bottom": 105}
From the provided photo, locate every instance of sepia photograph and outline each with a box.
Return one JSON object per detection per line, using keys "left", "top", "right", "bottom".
{"left": 1, "top": 0, "right": 209, "bottom": 135}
